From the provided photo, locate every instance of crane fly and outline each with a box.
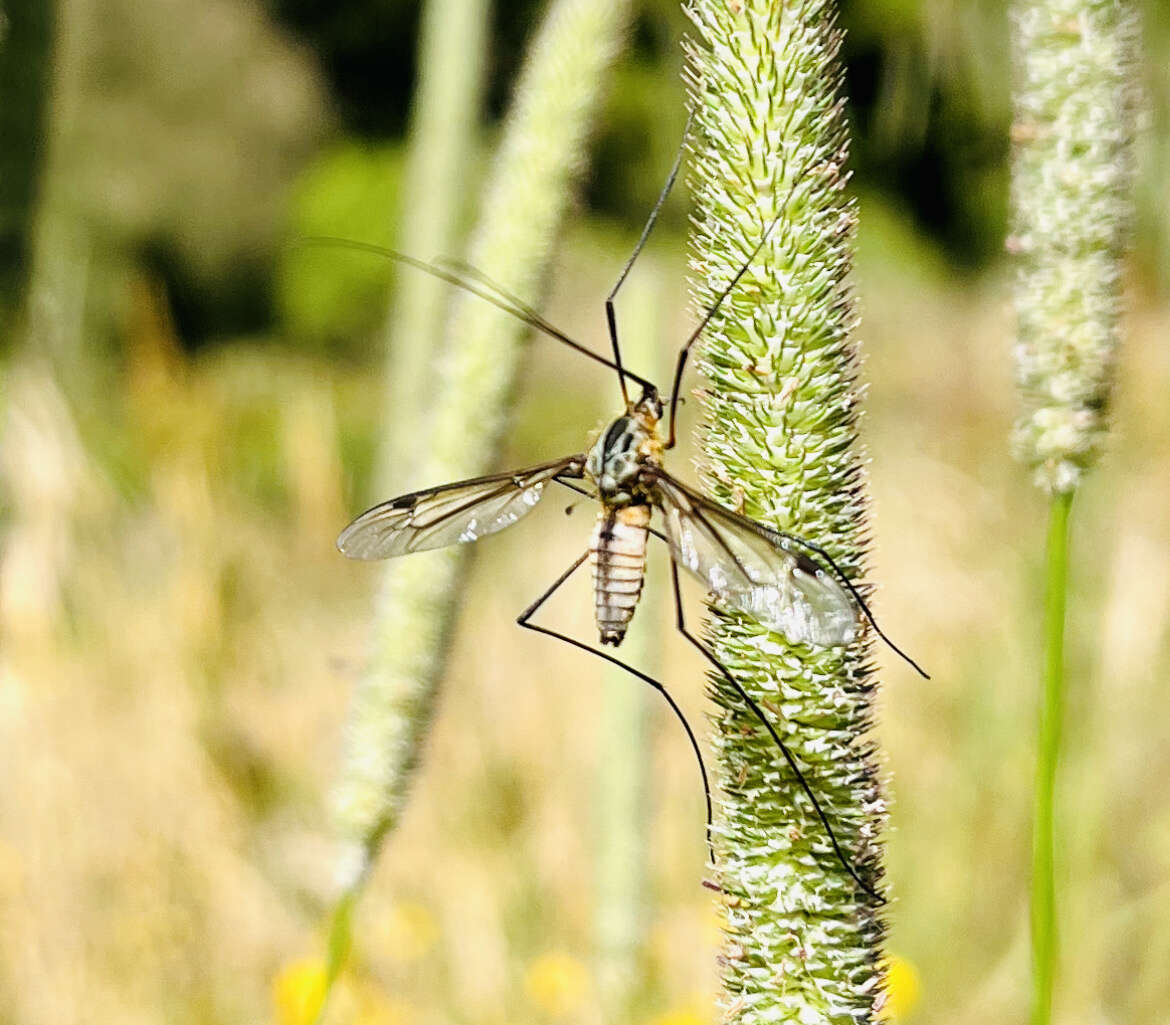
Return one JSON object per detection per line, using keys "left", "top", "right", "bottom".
{"left": 328, "top": 123, "right": 926, "bottom": 903}
{"left": 338, "top": 396, "right": 862, "bottom": 651}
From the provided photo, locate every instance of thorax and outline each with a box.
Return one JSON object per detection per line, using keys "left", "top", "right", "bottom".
{"left": 585, "top": 402, "right": 663, "bottom": 506}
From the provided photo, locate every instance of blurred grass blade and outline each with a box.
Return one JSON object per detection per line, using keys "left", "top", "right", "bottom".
{"left": 329, "top": 0, "right": 633, "bottom": 978}
{"left": 3, "top": 0, "right": 94, "bottom": 643}
{"left": 378, "top": 0, "right": 489, "bottom": 494}
{"left": 307, "top": 889, "right": 356, "bottom": 1025}
{"left": 0, "top": 0, "right": 56, "bottom": 339}
{"left": 1007, "top": 3, "right": 1140, "bottom": 1023}
{"left": 1031, "top": 488, "right": 1071, "bottom": 1025}
{"left": 20, "top": 0, "right": 93, "bottom": 391}
{"left": 594, "top": 263, "right": 661, "bottom": 1015}
{"left": 686, "top": 0, "right": 888, "bottom": 1020}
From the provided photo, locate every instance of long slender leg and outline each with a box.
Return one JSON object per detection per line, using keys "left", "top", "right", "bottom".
{"left": 669, "top": 561, "right": 883, "bottom": 903}
{"left": 665, "top": 211, "right": 785, "bottom": 448}
{"left": 554, "top": 477, "right": 595, "bottom": 501}
{"left": 605, "top": 108, "right": 695, "bottom": 404}
{"left": 665, "top": 165, "right": 819, "bottom": 448}
{"left": 303, "top": 238, "right": 656, "bottom": 393}
{"left": 767, "top": 530, "right": 930, "bottom": 680}
{"left": 643, "top": 529, "right": 830, "bottom": 734}
{"left": 517, "top": 551, "right": 715, "bottom": 863}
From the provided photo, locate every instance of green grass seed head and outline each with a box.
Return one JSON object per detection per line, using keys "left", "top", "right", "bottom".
{"left": 686, "top": 0, "right": 886, "bottom": 1021}
{"left": 1009, "top": 0, "right": 1140, "bottom": 494}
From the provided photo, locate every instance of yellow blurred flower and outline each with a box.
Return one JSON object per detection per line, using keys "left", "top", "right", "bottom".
{"left": 648, "top": 1009, "right": 707, "bottom": 1025}
{"left": 524, "top": 951, "right": 589, "bottom": 1017}
{"left": 352, "top": 987, "right": 416, "bottom": 1025}
{"left": 879, "top": 954, "right": 921, "bottom": 1021}
{"left": 272, "top": 956, "right": 328, "bottom": 1025}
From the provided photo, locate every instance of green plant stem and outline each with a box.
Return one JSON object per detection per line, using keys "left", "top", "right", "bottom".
{"left": 1009, "top": 3, "right": 1137, "bottom": 1022}
{"left": 1031, "top": 488, "right": 1072, "bottom": 1025}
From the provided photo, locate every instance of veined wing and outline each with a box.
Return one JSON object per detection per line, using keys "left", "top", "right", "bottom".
{"left": 338, "top": 455, "right": 585, "bottom": 560}
{"left": 649, "top": 470, "right": 859, "bottom": 647}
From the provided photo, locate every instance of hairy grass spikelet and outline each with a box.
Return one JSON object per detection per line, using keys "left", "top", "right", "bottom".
{"left": 685, "top": 0, "right": 886, "bottom": 1020}
{"left": 1009, "top": 0, "right": 1139, "bottom": 494}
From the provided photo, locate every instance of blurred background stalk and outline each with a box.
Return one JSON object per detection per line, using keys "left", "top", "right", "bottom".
{"left": 593, "top": 263, "right": 660, "bottom": 1018}
{"left": 1007, "top": 3, "right": 1139, "bottom": 1024}
{"left": 21, "top": 0, "right": 90, "bottom": 389}
{"left": 0, "top": 0, "right": 57, "bottom": 346}
{"left": 1031, "top": 488, "right": 1071, "bottom": 1025}
{"left": 1, "top": 0, "right": 94, "bottom": 656}
{"left": 686, "top": 0, "right": 887, "bottom": 1020}
{"left": 330, "top": 0, "right": 633, "bottom": 935}
{"left": 0, "top": 0, "right": 58, "bottom": 585}
{"left": 377, "top": 0, "right": 489, "bottom": 495}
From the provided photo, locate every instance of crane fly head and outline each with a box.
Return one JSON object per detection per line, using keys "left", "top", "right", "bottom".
{"left": 631, "top": 385, "right": 663, "bottom": 426}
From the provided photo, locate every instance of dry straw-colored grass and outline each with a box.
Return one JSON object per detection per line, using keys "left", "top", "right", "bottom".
{"left": 2, "top": 226, "right": 1168, "bottom": 1024}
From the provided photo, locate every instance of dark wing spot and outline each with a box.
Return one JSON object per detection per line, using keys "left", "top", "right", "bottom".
{"left": 391, "top": 494, "right": 418, "bottom": 510}
{"left": 794, "top": 552, "right": 825, "bottom": 577}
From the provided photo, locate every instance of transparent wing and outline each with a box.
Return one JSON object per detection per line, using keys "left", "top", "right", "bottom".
{"left": 651, "top": 471, "right": 858, "bottom": 647}
{"left": 338, "top": 455, "right": 585, "bottom": 560}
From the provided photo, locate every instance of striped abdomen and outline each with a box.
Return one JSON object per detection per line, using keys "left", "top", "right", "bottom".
{"left": 590, "top": 504, "right": 650, "bottom": 646}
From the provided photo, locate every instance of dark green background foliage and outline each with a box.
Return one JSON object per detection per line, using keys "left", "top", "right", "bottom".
{"left": 10, "top": 0, "right": 1165, "bottom": 358}
{"left": 0, "top": 0, "right": 55, "bottom": 328}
